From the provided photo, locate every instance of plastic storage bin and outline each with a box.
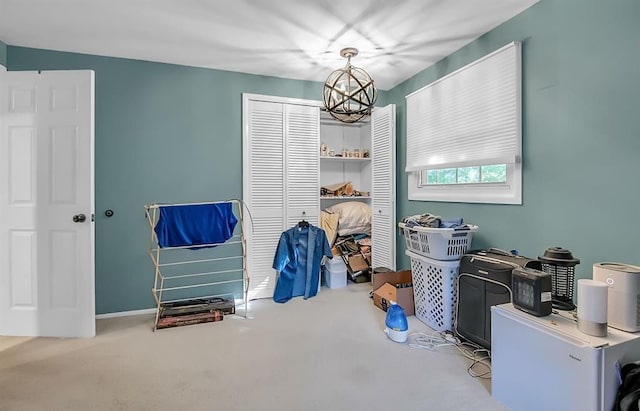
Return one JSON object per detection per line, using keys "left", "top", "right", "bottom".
{"left": 398, "top": 222, "right": 478, "bottom": 261}
{"left": 406, "top": 250, "right": 460, "bottom": 332}
{"left": 324, "top": 258, "right": 347, "bottom": 289}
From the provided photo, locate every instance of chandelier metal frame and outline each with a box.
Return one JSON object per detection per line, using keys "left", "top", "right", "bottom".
{"left": 323, "top": 47, "right": 378, "bottom": 123}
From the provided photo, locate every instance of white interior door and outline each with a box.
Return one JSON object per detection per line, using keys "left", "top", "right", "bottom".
{"left": 0, "top": 70, "right": 95, "bottom": 338}
{"left": 371, "top": 104, "right": 396, "bottom": 270}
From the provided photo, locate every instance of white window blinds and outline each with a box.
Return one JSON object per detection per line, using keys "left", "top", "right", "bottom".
{"left": 405, "top": 42, "right": 521, "bottom": 172}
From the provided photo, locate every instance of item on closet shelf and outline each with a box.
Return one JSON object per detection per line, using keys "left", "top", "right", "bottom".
{"left": 321, "top": 181, "right": 354, "bottom": 197}
{"left": 363, "top": 149, "right": 369, "bottom": 158}
{"left": 272, "top": 223, "right": 333, "bottom": 303}
{"left": 329, "top": 149, "right": 335, "bottom": 157}
{"left": 324, "top": 201, "right": 371, "bottom": 236}
{"left": 320, "top": 143, "right": 328, "bottom": 156}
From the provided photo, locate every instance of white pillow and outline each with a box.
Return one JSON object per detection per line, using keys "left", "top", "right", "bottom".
{"left": 324, "top": 202, "right": 371, "bottom": 236}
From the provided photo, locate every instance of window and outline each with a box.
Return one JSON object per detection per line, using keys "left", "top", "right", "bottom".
{"left": 421, "top": 164, "right": 507, "bottom": 185}
{"left": 406, "top": 42, "right": 522, "bottom": 205}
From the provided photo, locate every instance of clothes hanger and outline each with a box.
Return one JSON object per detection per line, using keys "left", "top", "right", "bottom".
{"left": 298, "top": 212, "right": 309, "bottom": 228}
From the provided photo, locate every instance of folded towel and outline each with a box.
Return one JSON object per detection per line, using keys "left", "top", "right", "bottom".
{"left": 155, "top": 203, "right": 238, "bottom": 248}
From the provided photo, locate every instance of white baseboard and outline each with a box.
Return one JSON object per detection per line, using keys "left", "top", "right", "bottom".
{"left": 96, "top": 308, "right": 156, "bottom": 319}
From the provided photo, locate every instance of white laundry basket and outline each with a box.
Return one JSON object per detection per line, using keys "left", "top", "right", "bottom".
{"left": 399, "top": 222, "right": 478, "bottom": 261}
{"left": 406, "top": 250, "right": 460, "bottom": 332}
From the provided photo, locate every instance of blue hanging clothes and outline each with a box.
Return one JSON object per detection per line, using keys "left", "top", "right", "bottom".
{"left": 272, "top": 224, "right": 333, "bottom": 303}
{"left": 154, "top": 202, "right": 238, "bottom": 248}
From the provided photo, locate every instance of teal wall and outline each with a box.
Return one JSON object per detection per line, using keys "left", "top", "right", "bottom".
{"left": 389, "top": 0, "right": 640, "bottom": 283}
{"left": 6, "top": 47, "right": 394, "bottom": 314}
{"left": 4, "top": 0, "right": 639, "bottom": 313}
{"left": 0, "top": 40, "right": 6, "bottom": 67}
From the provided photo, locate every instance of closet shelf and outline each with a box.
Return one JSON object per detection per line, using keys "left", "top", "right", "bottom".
{"left": 321, "top": 196, "right": 371, "bottom": 200}
{"left": 320, "top": 156, "right": 370, "bottom": 162}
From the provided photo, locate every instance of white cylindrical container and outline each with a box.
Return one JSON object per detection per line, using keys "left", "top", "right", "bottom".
{"left": 577, "top": 279, "right": 608, "bottom": 337}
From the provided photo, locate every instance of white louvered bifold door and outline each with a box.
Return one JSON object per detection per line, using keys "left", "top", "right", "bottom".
{"left": 243, "top": 100, "right": 285, "bottom": 300}
{"left": 284, "top": 104, "right": 319, "bottom": 228}
{"left": 371, "top": 104, "right": 396, "bottom": 270}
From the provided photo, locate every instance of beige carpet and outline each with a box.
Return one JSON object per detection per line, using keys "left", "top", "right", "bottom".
{"left": 0, "top": 283, "right": 506, "bottom": 411}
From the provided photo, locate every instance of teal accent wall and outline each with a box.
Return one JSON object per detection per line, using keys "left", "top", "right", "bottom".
{"left": 7, "top": 46, "right": 390, "bottom": 314}
{"left": 0, "top": 39, "right": 7, "bottom": 67}
{"left": 6, "top": 0, "right": 637, "bottom": 313}
{"left": 389, "top": 0, "right": 640, "bottom": 283}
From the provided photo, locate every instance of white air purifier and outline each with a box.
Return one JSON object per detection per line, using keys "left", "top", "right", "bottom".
{"left": 593, "top": 262, "right": 640, "bottom": 332}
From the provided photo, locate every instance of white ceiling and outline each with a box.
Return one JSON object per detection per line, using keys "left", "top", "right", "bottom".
{"left": 0, "top": 0, "right": 538, "bottom": 90}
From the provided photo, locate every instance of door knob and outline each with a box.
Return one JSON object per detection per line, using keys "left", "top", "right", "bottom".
{"left": 72, "top": 213, "right": 86, "bottom": 223}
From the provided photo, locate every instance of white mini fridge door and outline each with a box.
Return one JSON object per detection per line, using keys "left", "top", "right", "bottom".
{"left": 491, "top": 305, "right": 602, "bottom": 411}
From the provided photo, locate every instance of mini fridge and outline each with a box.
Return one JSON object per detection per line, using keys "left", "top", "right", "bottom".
{"left": 491, "top": 303, "right": 640, "bottom": 411}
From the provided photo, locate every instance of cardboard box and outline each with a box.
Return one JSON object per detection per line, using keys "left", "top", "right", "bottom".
{"left": 156, "top": 309, "right": 224, "bottom": 329}
{"left": 348, "top": 252, "right": 371, "bottom": 272}
{"left": 160, "top": 296, "right": 235, "bottom": 316}
{"left": 372, "top": 269, "right": 414, "bottom": 316}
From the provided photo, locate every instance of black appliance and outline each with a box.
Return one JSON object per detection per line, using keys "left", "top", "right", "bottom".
{"left": 455, "top": 248, "right": 541, "bottom": 349}
{"left": 512, "top": 267, "right": 553, "bottom": 317}
{"left": 538, "top": 247, "right": 580, "bottom": 311}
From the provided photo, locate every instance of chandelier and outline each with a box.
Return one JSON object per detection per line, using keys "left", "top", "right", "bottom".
{"left": 323, "top": 47, "right": 378, "bottom": 123}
